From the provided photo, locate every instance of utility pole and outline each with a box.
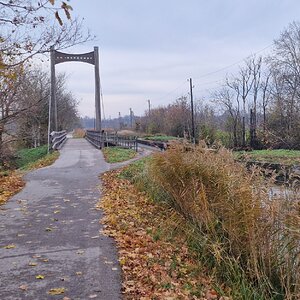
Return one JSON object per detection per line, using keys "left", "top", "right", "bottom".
{"left": 189, "top": 78, "right": 195, "bottom": 144}
{"left": 147, "top": 99, "right": 151, "bottom": 116}
{"left": 118, "top": 112, "right": 121, "bottom": 130}
{"left": 129, "top": 108, "right": 133, "bottom": 128}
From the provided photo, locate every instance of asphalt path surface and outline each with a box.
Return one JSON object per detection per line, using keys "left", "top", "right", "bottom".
{"left": 0, "top": 139, "right": 147, "bottom": 300}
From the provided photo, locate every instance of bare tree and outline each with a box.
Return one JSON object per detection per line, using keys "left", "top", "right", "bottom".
{"left": 0, "top": 0, "right": 92, "bottom": 67}
{"left": 249, "top": 56, "right": 262, "bottom": 147}
{"left": 237, "top": 61, "right": 254, "bottom": 146}
{"left": 260, "top": 71, "right": 271, "bottom": 133}
{"left": 266, "top": 21, "right": 300, "bottom": 148}
{"left": 213, "top": 86, "right": 241, "bottom": 147}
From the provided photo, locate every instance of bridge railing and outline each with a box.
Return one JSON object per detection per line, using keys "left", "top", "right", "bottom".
{"left": 85, "top": 130, "right": 138, "bottom": 151}
{"left": 50, "top": 130, "right": 67, "bottom": 150}
{"left": 85, "top": 130, "right": 103, "bottom": 149}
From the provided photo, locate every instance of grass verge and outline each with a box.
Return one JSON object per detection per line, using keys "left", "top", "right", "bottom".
{"left": 20, "top": 150, "right": 59, "bottom": 171}
{"left": 115, "top": 145, "right": 300, "bottom": 299}
{"left": 0, "top": 145, "right": 60, "bottom": 205}
{"left": 102, "top": 147, "right": 136, "bottom": 163}
{"left": 16, "top": 145, "right": 49, "bottom": 169}
{"left": 235, "top": 149, "right": 300, "bottom": 165}
{"left": 99, "top": 170, "right": 225, "bottom": 299}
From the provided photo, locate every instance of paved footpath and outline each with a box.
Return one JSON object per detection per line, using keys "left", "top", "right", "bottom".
{"left": 0, "top": 139, "right": 123, "bottom": 300}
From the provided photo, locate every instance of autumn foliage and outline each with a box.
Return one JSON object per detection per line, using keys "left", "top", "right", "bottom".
{"left": 0, "top": 172, "right": 24, "bottom": 205}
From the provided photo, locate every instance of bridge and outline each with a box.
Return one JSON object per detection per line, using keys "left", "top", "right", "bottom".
{"left": 0, "top": 137, "right": 151, "bottom": 299}
{"left": 0, "top": 44, "right": 159, "bottom": 298}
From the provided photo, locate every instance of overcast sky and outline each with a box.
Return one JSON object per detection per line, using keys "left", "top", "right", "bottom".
{"left": 54, "top": 0, "right": 300, "bottom": 119}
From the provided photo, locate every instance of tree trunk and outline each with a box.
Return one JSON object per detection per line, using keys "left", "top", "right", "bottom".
{"left": 0, "top": 124, "right": 3, "bottom": 167}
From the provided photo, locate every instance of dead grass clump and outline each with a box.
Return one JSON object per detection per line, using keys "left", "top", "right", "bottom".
{"left": 72, "top": 128, "right": 86, "bottom": 138}
{"left": 146, "top": 143, "right": 300, "bottom": 299}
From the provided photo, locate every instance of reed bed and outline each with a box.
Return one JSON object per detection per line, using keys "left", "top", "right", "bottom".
{"left": 138, "top": 144, "right": 300, "bottom": 299}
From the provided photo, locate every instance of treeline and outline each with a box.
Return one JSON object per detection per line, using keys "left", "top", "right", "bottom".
{"left": 140, "top": 22, "right": 300, "bottom": 149}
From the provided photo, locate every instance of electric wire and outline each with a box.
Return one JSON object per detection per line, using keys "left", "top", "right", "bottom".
{"left": 152, "top": 43, "right": 274, "bottom": 108}
{"left": 193, "top": 43, "right": 273, "bottom": 81}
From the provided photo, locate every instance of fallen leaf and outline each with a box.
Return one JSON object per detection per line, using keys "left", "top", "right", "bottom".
{"left": 3, "top": 244, "right": 16, "bottom": 249}
{"left": 29, "top": 262, "right": 37, "bottom": 266}
{"left": 206, "top": 289, "right": 218, "bottom": 300}
{"left": 35, "top": 275, "right": 45, "bottom": 280}
{"left": 48, "top": 288, "right": 65, "bottom": 295}
{"left": 19, "top": 284, "right": 28, "bottom": 291}
{"left": 54, "top": 210, "right": 60, "bottom": 214}
{"left": 119, "top": 257, "right": 126, "bottom": 265}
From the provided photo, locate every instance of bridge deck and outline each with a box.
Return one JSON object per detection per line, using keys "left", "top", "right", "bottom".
{"left": 0, "top": 138, "right": 121, "bottom": 299}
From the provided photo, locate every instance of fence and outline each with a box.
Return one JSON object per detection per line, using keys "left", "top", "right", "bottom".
{"left": 50, "top": 130, "right": 67, "bottom": 150}
{"left": 85, "top": 130, "right": 138, "bottom": 151}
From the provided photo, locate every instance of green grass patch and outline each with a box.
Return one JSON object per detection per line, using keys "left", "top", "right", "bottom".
{"left": 22, "top": 151, "right": 59, "bottom": 171}
{"left": 102, "top": 147, "right": 136, "bottom": 163}
{"left": 16, "top": 145, "right": 49, "bottom": 169}
{"left": 119, "top": 158, "right": 147, "bottom": 180}
{"left": 142, "top": 135, "right": 179, "bottom": 141}
{"left": 235, "top": 149, "right": 300, "bottom": 165}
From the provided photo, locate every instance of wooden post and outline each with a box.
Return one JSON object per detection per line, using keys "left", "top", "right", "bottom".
{"left": 94, "top": 46, "right": 101, "bottom": 131}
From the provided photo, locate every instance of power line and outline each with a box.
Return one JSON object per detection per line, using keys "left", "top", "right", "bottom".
{"left": 193, "top": 43, "right": 273, "bottom": 81}
{"left": 150, "top": 43, "right": 273, "bottom": 109}
{"left": 153, "top": 80, "right": 187, "bottom": 103}
{"left": 193, "top": 79, "right": 223, "bottom": 89}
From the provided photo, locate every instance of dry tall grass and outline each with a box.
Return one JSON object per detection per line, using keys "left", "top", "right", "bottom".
{"left": 72, "top": 128, "right": 86, "bottom": 138}
{"left": 146, "top": 143, "right": 300, "bottom": 299}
